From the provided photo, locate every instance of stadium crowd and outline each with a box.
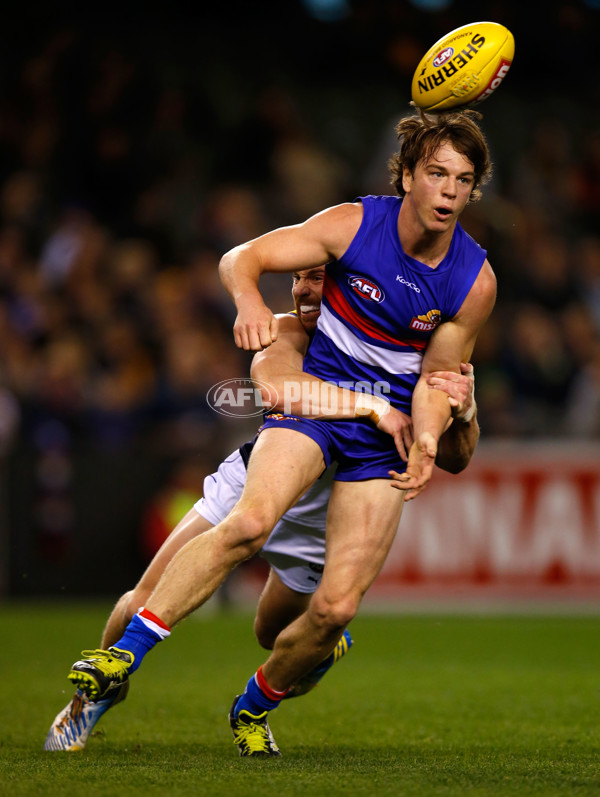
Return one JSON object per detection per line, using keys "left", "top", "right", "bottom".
{"left": 0, "top": 3, "right": 599, "bottom": 579}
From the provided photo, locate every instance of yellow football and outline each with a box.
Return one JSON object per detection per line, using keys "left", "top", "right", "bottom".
{"left": 411, "top": 21, "right": 515, "bottom": 112}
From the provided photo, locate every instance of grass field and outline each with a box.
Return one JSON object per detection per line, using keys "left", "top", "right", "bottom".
{"left": 1, "top": 602, "right": 599, "bottom": 796}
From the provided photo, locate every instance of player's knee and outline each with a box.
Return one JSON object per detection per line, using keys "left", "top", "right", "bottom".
{"left": 310, "top": 593, "right": 359, "bottom": 633}
{"left": 253, "top": 615, "right": 276, "bottom": 650}
{"left": 222, "top": 506, "right": 273, "bottom": 557}
{"left": 122, "top": 590, "right": 143, "bottom": 622}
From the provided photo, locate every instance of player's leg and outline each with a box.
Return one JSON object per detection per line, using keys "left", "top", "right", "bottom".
{"left": 254, "top": 568, "right": 311, "bottom": 650}
{"left": 263, "top": 478, "right": 404, "bottom": 687}
{"left": 143, "top": 429, "right": 325, "bottom": 626}
{"left": 46, "top": 448, "right": 249, "bottom": 752}
{"left": 255, "top": 559, "right": 353, "bottom": 698}
{"left": 230, "top": 479, "right": 404, "bottom": 755}
{"left": 101, "top": 446, "right": 249, "bottom": 646}
{"left": 253, "top": 457, "right": 352, "bottom": 697}
{"left": 68, "top": 429, "right": 326, "bottom": 699}
{"left": 102, "top": 510, "right": 214, "bottom": 647}
{"left": 44, "top": 509, "right": 216, "bottom": 752}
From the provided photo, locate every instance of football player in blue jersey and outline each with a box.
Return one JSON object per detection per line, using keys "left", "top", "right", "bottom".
{"left": 45, "top": 263, "right": 478, "bottom": 751}
{"left": 59, "top": 109, "right": 493, "bottom": 756}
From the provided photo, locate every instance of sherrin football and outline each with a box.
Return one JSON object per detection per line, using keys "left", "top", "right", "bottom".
{"left": 411, "top": 21, "right": 515, "bottom": 112}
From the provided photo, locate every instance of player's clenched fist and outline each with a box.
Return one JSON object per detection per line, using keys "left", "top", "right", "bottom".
{"left": 233, "top": 302, "right": 279, "bottom": 351}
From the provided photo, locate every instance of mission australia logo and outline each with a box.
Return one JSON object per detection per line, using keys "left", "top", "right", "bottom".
{"left": 409, "top": 309, "right": 441, "bottom": 332}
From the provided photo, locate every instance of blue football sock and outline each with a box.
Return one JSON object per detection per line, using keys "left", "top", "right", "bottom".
{"left": 112, "top": 611, "right": 169, "bottom": 673}
{"left": 233, "top": 667, "right": 288, "bottom": 717}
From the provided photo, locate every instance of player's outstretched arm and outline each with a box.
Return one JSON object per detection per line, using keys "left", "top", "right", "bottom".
{"left": 430, "top": 362, "right": 479, "bottom": 474}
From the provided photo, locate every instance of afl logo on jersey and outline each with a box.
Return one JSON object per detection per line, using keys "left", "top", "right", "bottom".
{"left": 348, "top": 275, "right": 385, "bottom": 303}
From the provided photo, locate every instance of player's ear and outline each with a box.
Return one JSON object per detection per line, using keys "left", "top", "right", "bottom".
{"left": 402, "top": 167, "right": 413, "bottom": 194}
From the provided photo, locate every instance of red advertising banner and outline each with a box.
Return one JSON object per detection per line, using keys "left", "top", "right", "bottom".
{"left": 372, "top": 442, "right": 600, "bottom": 605}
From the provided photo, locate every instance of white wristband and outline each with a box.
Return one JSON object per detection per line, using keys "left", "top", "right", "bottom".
{"left": 456, "top": 365, "right": 476, "bottom": 423}
{"left": 459, "top": 400, "right": 477, "bottom": 424}
{"left": 354, "top": 394, "right": 391, "bottom": 425}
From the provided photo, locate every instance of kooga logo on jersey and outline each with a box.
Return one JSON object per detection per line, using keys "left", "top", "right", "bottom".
{"left": 348, "top": 275, "right": 385, "bottom": 303}
{"left": 396, "top": 275, "right": 421, "bottom": 293}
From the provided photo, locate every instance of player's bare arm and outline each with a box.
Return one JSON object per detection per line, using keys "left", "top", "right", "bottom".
{"left": 431, "top": 363, "right": 480, "bottom": 474}
{"left": 391, "top": 260, "right": 496, "bottom": 499}
{"left": 219, "top": 203, "right": 363, "bottom": 351}
{"left": 251, "top": 314, "right": 310, "bottom": 379}
{"left": 251, "top": 314, "right": 414, "bottom": 459}
{"left": 427, "top": 363, "right": 474, "bottom": 416}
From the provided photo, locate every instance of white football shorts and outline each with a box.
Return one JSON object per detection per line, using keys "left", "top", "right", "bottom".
{"left": 194, "top": 447, "right": 334, "bottom": 593}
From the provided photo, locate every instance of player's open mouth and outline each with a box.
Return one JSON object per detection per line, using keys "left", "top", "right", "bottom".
{"left": 300, "top": 305, "right": 320, "bottom": 316}
{"left": 434, "top": 207, "right": 452, "bottom": 219}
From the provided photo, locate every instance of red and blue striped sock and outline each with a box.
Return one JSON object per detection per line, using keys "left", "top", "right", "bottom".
{"left": 112, "top": 608, "right": 170, "bottom": 673}
{"left": 233, "top": 666, "right": 289, "bottom": 717}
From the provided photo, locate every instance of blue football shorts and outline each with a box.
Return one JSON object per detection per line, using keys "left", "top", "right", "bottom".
{"left": 259, "top": 413, "right": 407, "bottom": 481}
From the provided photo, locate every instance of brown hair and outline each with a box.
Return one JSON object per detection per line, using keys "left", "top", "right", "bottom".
{"left": 388, "top": 108, "right": 492, "bottom": 202}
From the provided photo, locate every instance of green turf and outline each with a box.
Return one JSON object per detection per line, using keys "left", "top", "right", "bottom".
{"left": 1, "top": 602, "right": 599, "bottom": 796}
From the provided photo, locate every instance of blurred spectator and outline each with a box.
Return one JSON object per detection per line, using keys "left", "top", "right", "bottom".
{"left": 509, "top": 116, "right": 579, "bottom": 231}
{"left": 502, "top": 304, "right": 578, "bottom": 435}
{"left": 572, "top": 126, "right": 600, "bottom": 233}
{"left": 518, "top": 231, "right": 580, "bottom": 312}
{"left": 565, "top": 340, "right": 600, "bottom": 437}
{"left": 0, "top": 385, "right": 20, "bottom": 455}
{"left": 574, "top": 235, "right": 600, "bottom": 330}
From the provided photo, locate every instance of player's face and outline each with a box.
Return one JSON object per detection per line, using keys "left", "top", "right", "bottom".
{"left": 402, "top": 142, "right": 475, "bottom": 232}
{"left": 292, "top": 266, "right": 325, "bottom": 333}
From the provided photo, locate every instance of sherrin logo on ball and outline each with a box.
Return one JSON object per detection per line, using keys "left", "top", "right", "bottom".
{"left": 411, "top": 21, "right": 515, "bottom": 112}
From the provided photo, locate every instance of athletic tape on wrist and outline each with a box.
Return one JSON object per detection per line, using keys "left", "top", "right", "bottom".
{"left": 459, "top": 400, "right": 476, "bottom": 424}
{"left": 457, "top": 367, "right": 476, "bottom": 423}
{"left": 354, "top": 393, "right": 391, "bottom": 425}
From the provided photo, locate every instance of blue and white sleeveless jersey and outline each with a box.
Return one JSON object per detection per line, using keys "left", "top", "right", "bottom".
{"left": 303, "top": 195, "right": 486, "bottom": 413}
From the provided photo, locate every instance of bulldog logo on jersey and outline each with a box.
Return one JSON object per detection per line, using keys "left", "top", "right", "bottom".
{"left": 348, "top": 275, "right": 385, "bottom": 303}
{"left": 409, "top": 309, "right": 441, "bottom": 332}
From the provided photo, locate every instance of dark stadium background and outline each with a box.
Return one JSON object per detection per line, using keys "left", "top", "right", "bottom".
{"left": 0, "top": 0, "right": 598, "bottom": 599}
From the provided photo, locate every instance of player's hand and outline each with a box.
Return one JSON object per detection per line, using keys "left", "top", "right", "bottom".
{"left": 389, "top": 432, "right": 437, "bottom": 501}
{"left": 376, "top": 406, "right": 414, "bottom": 462}
{"left": 425, "top": 362, "right": 474, "bottom": 421}
{"left": 233, "top": 299, "right": 279, "bottom": 351}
